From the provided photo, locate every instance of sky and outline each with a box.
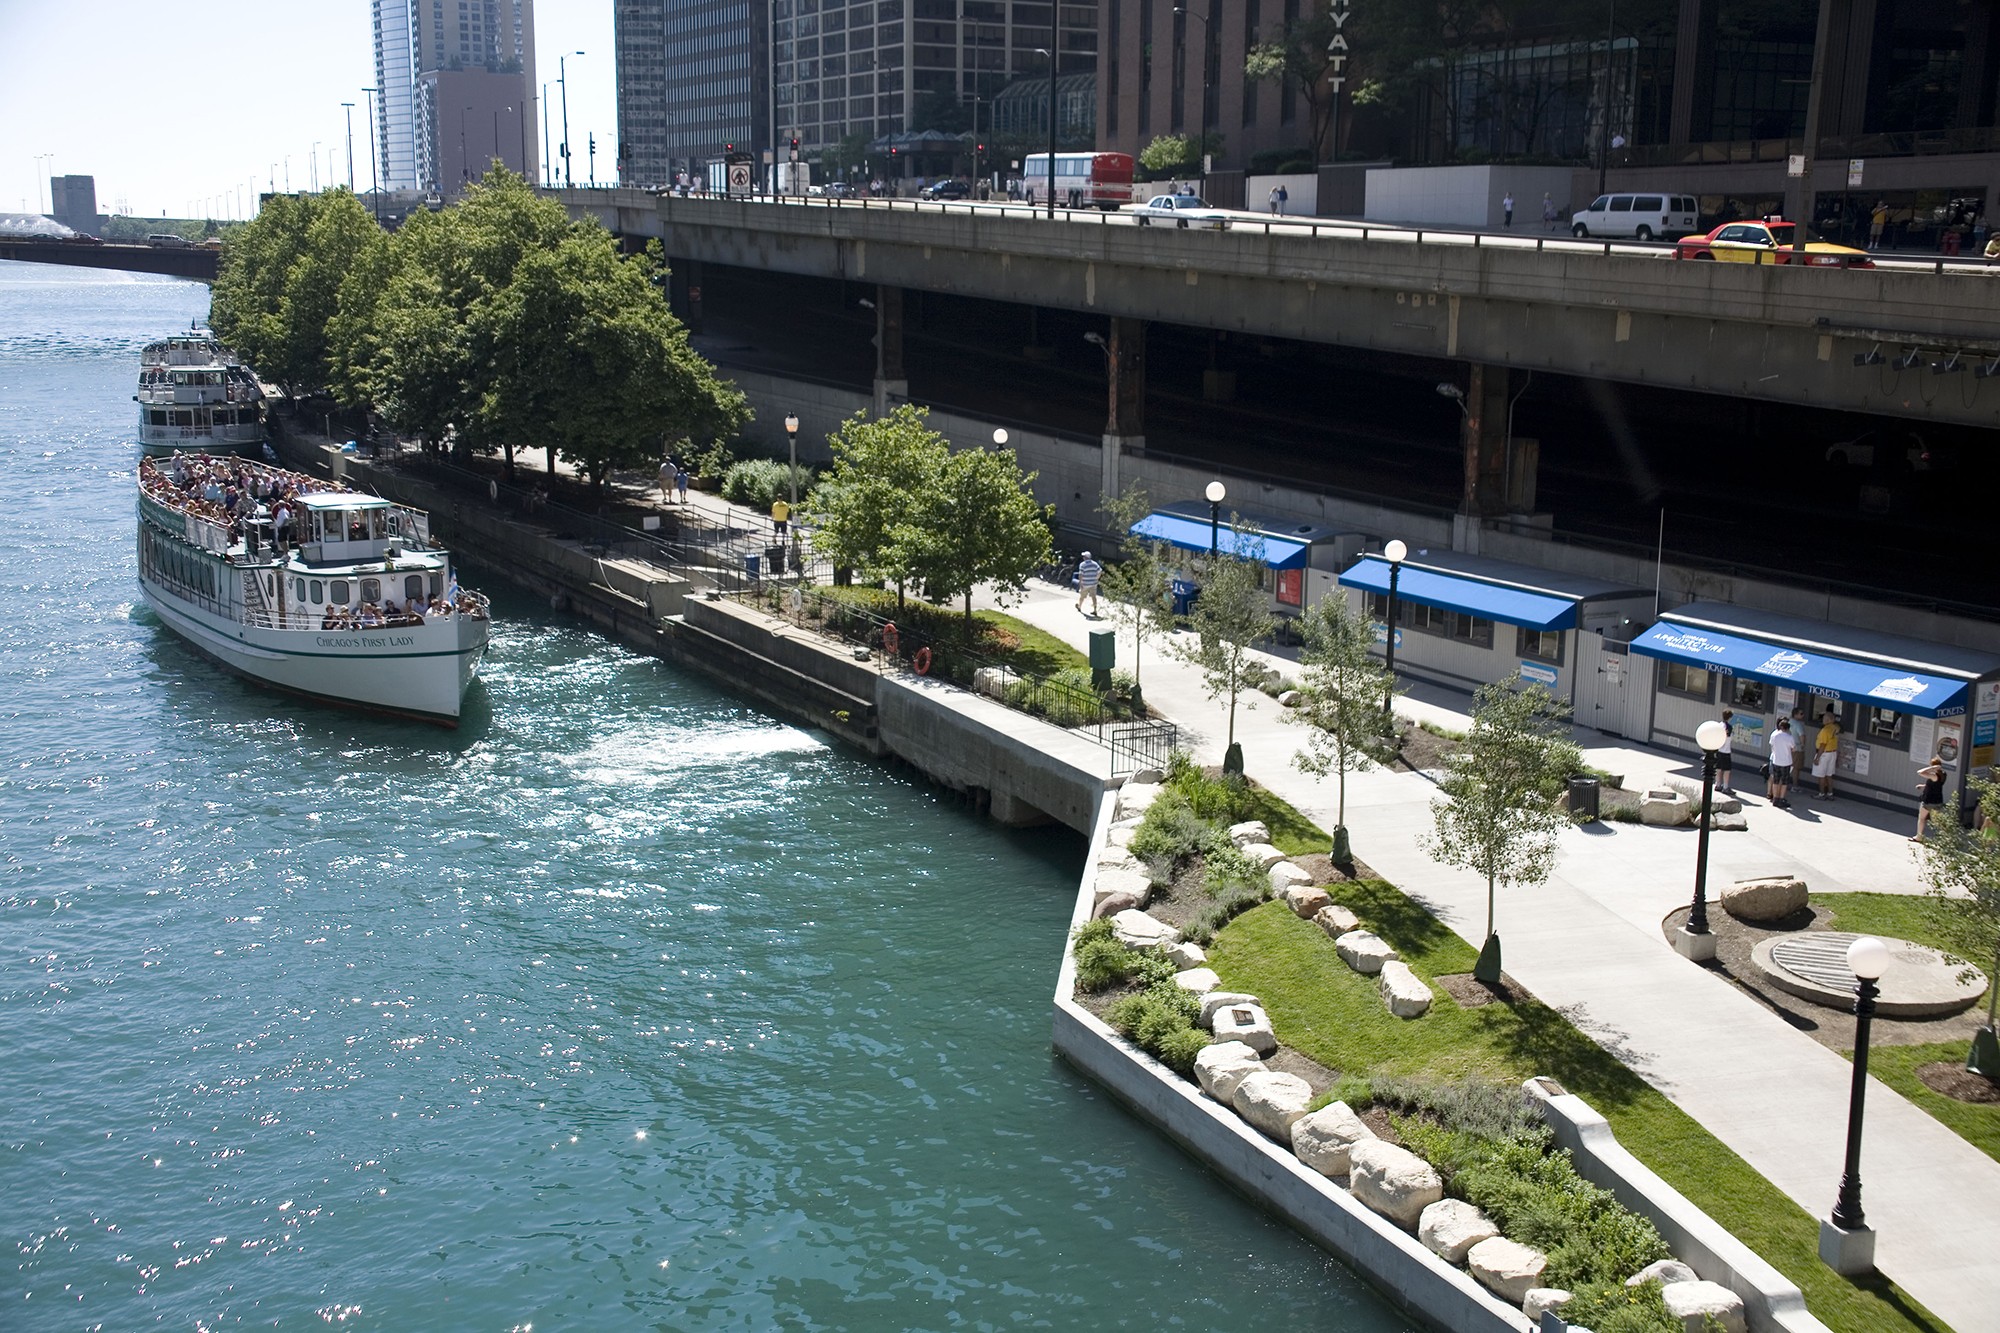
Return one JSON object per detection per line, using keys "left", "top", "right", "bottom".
{"left": 0, "top": 0, "right": 617, "bottom": 220}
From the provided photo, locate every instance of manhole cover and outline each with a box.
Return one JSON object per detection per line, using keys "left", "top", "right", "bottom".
{"left": 1750, "top": 931, "right": 1988, "bottom": 1018}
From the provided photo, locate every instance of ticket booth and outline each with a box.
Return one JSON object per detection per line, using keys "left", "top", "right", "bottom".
{"left": 1337, "top": 549, "right": 1652, "bottom": 715}
{"left": 1127, "top": 504, "right": 1359, "bottom": 620}
{"left": 1629, "top": 602, "right": 2000, "bottom": 814}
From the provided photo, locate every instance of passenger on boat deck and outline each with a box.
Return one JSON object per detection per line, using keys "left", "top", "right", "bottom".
{"left": 358, "top": 603, "right": 383, "bottom": 627}
{"left": 405, "top": 601, "right": 424, "bottom": 624}
{"left": 427, "top": 595, "right": 449, "bottom": 616}
{"left": 321, "top": 607, "right": 340, "bottom": 629}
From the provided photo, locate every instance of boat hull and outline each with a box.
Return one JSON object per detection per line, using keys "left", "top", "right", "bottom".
{"left": 140, "top": 573, "right": 488, "bottom": 726}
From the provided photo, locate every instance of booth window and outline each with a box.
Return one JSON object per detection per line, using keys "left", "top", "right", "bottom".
{"left": 1517, "top": 627, "right": 1563, "bottom": 664}
{"left": 1866, "top": 706, "right": 1908, "bottom": 747}
{"left": 1664, "top": 661, "right": 1713, "bottom": 699}
{"left": 1730, "top": 678, "right": 1766, "bottom": 710}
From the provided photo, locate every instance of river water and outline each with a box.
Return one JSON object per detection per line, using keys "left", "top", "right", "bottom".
{"left": 0, "top": 263, "right": 1409, "bottom": 1331}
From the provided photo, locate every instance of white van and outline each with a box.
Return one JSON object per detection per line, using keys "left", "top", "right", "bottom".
{"left": 1569, "top": 193, "right": 1699, "bottom": 241}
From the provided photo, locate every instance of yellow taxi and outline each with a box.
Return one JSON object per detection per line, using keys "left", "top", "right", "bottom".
{"left": 1671, "top": 217, "right": 1875, "bottom": 268}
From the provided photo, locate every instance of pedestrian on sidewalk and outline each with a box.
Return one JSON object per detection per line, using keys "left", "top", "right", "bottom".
{"left": 1767, "top": 717, "right": 1797, "bottom": 808}
{"left": 1913, "top": 755, "right": 1947, "bottom": 839}
{"left": 1813, "top": 710, "right": 1841, "bottom": 799}
{"left": 1075, "top": 550, "right": 1102, "bottom": 615}
{"left": 1502, "top": 192, "right": 1515, "bottom": 226}
{"left": 771, "top": 497, "right": 790, "bottom": 536}
{"left": 659, "top": 459, "right": 674, "bottom": 501}
{"left": 674, "top": 464, "right": 690, "bottom": 505}
{"left": 1716, "top": 708, "right": 1735, "bottom": 793}
{"left": 1542, "top": 193, "right": 1558, "bottom": 232}
{"left": 1268, "top": 186, "right": 1282, "bottom": 216}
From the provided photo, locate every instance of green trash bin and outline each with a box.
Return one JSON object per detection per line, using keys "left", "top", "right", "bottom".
{"left": 1088, "top": 631, "right": 1116, "bottom": 671}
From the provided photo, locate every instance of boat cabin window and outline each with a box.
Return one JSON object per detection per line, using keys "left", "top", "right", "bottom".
{"left": 428, "top": 573, "right": 442, "bottom": 598}
{"left": 330, "top": 579, "right": 350, "bottom": 605}
{"left": 404, "top": 575, "right": 424, "bottom": 604}
{"left": 264, "top": 574, "right": 276, "bottom": 597}
{"left": 310, "top": 580, "right": 323, "bottom": 604}
{"left": 360, "top": 578, "right": 381, "bottom": 603}
{"left": 294, "top": 577, "right": 306, "bottom": 600}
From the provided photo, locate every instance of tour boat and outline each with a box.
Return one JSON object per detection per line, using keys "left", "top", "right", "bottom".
{"left": 137, "top": 455, "right": 491, "bottom": 725}
{"left": 135, "top": 334, "right": 266, "bottom": 453}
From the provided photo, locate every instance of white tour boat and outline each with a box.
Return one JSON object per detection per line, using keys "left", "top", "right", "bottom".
{"left": 135, "top": 334, "right": 266, "bottom": 453}
{"left": 137, "top": 455, "right": 491, "bottom": 725}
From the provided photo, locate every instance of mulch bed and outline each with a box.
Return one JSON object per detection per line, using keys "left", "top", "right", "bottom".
{"left": 1918, "top": 1062, "right": 2000, "bottom": 1103}
{"left": 1435, "top": 972, "right": 1525, "bottom": 1009}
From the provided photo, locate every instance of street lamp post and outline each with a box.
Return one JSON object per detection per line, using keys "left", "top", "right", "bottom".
{"left": 361, "top": 86, "right": 382, "bottom": 225}
{"left": 1173, "top": 4, "right": 1214, "bottom": 200}
{"left": 1205, "top": 479, "right": 1226, "bottom": 556}
{"left": 1821, "top": 935, "right": 1890, "bottom": 1275}
{"left": 342, "top": 103, "right": 356, "bottom": 192}
{"left": 1035, "top": 48, "right": 1057, "bottom": 218}
{"left": 461, "top": 107, "right": 471, "bottom": 184}
{"left": 1382, "top": 539, "right": 1408, "bottom": 712}
{"left": 783, "top": 414, "right": 800, "bottom": 509}
{"left": 1676, "top": 718, "right": 1731, "bottom": 961}
{"left": 559, "top": 50, "right": 585, "bottom": 189}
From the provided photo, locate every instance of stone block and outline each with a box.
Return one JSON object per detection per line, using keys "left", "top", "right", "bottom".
{"left": 1129, "top": 766, "right": 1166, "bottom": 784}
{"left": 1209, "top": 1000, "right": 1277, "bottom": 1055}
{"left": 1193, "top": 1040, "right": 1263, "bottom": 1102}
{"left": 1240, "top": 841, "right": 1287, "bottom": 869}
{"left": 1418, "top": 1198, "right": 1499, "bottom": 1264}
{"left": 1107, "top": 818, "right": 1142, "bottom": 848}
{"left": 1710, "top": 810, "right": 1749, "bottom": 832}
{"left": 1722, "top": 875, "right": 1808, "bottom": 922}
{"left": 1659, "top": 1280, "right": 1746, "bottom": 1333}
{"left": 1277, "top": 689, "right": 1302, "bottom": 707}
{"left": 1091, "top": 887, "right": 1147, "bottom": 920}
{"left": 1268, "top": 861, "right": 1312, "bottom": 892}
{"left": 1231, "top": 1070, "right": 1315, "bottom": 1143}
{"left": 1198, "top": 991, "right": 1258, "bottom": 1029}
{"left": 1348, "top": 1140, "right": 1444, "bottom": 1230}
{"left": 971, "top": 665, "right": 1009, "bottom": 700}
{"left": 1379, "top": 960, "right": 1434, "bottom": 1018}
{"left": 1523, "top": 1289, "right": 1573, "bottom": 1323}
{"left": 1665, "top": 775, "right": 1742, "bottom": 815}
{"left": 1097, "top": 845, "right": 1143, "bottom": 875}
{"left": 1111, "top": 908, "right": 1177, "bottom": 951}
{"left": 1117, "top": 782, "right": 1162, "bottom": 819}
{"left": 1165, "top": 940, "right": 1208, "bottom": 969}
{"left": 1291, "top": 1101, "right": 1375, "bottom": 1178}
{"left": 1092, "top": 867, "right": 1151, "bottom": 915}
{"left": 1467, "top": 1236, "right": 1548, "bottom": 1304}
{"left": 1314, "top": 904, "right": 1361, "bottom": 937}
{"left": 1335, "top": 929, "right": 1399, "bottom": 975}
{"left": 1227, "top": 820, "right": 1271, "bottom": 847}
{"left": 1626, "top": 1259, "right": 1698, "bottom": 1288}
{"left": 1172, "top": 966, "right": 1222, "bottom": 994}
{"left": 1640, "top": 789, "right": 1692, "bottom": 827}
{"left": 1284, "top": 884, "right": 1332, "bottom": 918}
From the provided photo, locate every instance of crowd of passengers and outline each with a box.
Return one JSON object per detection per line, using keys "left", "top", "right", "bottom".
{"left": 139, "top": 453, "right": 350, "bottom": 555}
{"left": 319, "top": 595, "right": 457, "bottom": 629}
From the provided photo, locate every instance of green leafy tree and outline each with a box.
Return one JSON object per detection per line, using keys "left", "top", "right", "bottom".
{"left": 281, "top": 193, "right": 388, "bottom": 399}
{"left": 1245, "top": 12, "right": 1352, "bottom": 164}
{"left": 1174, "top": 531, "right": 1278, "bottom": 751}
{"left": 210, "top": 191, "right": 339, "bottom": 396}
{"left": 1288, "top": 594, "right": 1398, "bottom": 865}
{"left": 1914, "top": 775, "right": 2000, "bottom": 1077}
{"left": 899, "top": 443, "right": 1053, "bottom": 625}
{"left": 806, "top": 405, "right": 949, "bottom": 606}
{"left": 1424, "top": 674, "right": 1583, "bottom": 983}
{"left": 1138, "top": 133, "right": 1223, "bottom": 182}
{"left": 1097, "top": 484, "right": 1175, "bottom": 693}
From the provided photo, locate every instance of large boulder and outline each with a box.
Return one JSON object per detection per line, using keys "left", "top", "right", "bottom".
{"left": 1659, "top": 1280, "right": 1747, "bottom": 1333}
{"left": 1314, "top": 904, "right": 1361, "bottom": 938}
{"left": 1097, "top": 845, "right": 1143, "bottom": 875}
{"left": 1379, "top": 960, "right": 1434, "bottom": 1019}
{"left": 1627, "top": 1259, "right": 1698, "bottom": 1288}
{"left": 1665, "top": 775, "right": 1742, "bottom": 815}
{"left": 1240, "top": 841, "right": 1287, "bottom": 869}
{"left": 1523, "top": 1289, "right": 1574, "bottom": 1324}
{"left": 1092, "top": 866, "right": 1152, "bottom": 916}
{"left": 1640, "top": 789, "right": 1693, "bottom": 827}
{"left": 1198, "top": 991, "right": 1259, "bottom": 1029}
{"left": 1165, "top": 940, "right": 1209, "bottom": 969}
{"left": 1268, "top": 861, "right": 1312, "bottom": 892}
{"left": 1232, "top": 1070, "right": 1315, "bottom": 1142}
{"left": 1111, "top": 908, "right": 1178, "bottom": 951}
{"left": 1710, "top": 810, "right": 1749, "bottom": 832}
{"left": 1467, "top": 1236, "right": 1549, "bottom": 1304}
{"left": 1227, "top": 820, "right": 1271, "bottom": 847}
{"left": 972, "top": 665, "right": 1009, "bottom": 700}
{"left": 1418, "top": 1198, "right": 1499, "bottom": 1264}
{"left": 1172, "top": 966, "right": 1222, "bottom": 995}
{"left": 1193, "top": 1040, "right": 1264, "bottom": 1102}
{"left": 1721, "top": 876, "right": 1809, "bottom": 923}
{"left": 1291, "top": 1101, "right": 1375, "bottom": 1178}
{"left": 1091, "top": 886, "right": 1147, "bottom": 920}
{"left": 1284, "top": 884, "right": 1332, "bottom": 919}
{"left": 1347, "top": 1140, "right": 1443, "bottom": 1230}
{"left": 1107, "top": 817, "right": 1143, "bottom": 848}
{"left": 1210, "top": 999, "right": 1277, "bottom": 1055}
{"left": 1117, "top": 782, "right": 1162, "bottom": 819}
{"left": 1336, "top": 929, "right": 1400, "bottom": 976}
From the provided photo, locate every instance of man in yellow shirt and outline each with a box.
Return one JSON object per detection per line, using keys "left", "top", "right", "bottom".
{"left": 1812, "top": 710, "right": 1841, "bottom": 799}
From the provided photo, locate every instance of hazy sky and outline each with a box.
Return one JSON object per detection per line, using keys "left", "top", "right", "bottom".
{"left": 0, "top": 0, "right": 617, "bottom": 220}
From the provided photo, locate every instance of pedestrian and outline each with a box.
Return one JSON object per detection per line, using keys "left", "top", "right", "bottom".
{"left": 1268, "top": 185, "right": 1282, "bottom": 216}
{"left": 1912, "top": 755, "right": 1947, "bottom": 840}
{"left": 1869, "top": 200, "right": 1887, "bottom": 249}
{"left": 1075, "top": 550, "right": 1102, "bottom": 615}
{"left": 1542, "top": 193, "right": 1558, "bottom": 232}
{"left": 1767, "top": 717, "right": 1797, "bottom": 809}
{"left": 1812, "top": 710, "right": 1841, "bottom": 799}
{"left": 659, "top": 459, "right": 674, "bottom": 501}
{"left": 1502, "top": 193, "right": 1515, "bottom": 227}
{"left": 771, "top": 497, "right": 790, "bottom": 536}
{"left": 1277, "top": 184, "right": 1288, "bottom": 213}
{"left": 1716, "top": 708, "right": 1735, "bottom": 794}
{"left": 674, "top": 464, "right": 690, "bottom": 505}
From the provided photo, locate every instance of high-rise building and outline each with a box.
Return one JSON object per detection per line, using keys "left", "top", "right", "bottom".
{"left": 374, "top": 0, "right": 539, "bottom": 196}
{"left": 616, "top": 0, "right": 765, "bottom": 189}
{"left": 49, "top": 176, "right": 101, "bottom": 235}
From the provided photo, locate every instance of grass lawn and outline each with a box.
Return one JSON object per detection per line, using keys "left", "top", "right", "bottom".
{"left": 1238, "top": 783, "right": 1332, "bottom": 860}
{"left": 805, "top": 586, "right": 1089, "bottom": 677}
{"left": 1863, "top": 1041, "right": 2000, "bottom": 1165}
{"left": 1207, "top": 880, "right": 1948, "bottom": 1333}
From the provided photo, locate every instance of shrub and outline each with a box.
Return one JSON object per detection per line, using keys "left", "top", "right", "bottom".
{"left": 1368, "top": 1076, "right": 1542, "bottom": 1143}
{"left": 1180, "top": 888, "right": 1269, "bottom": 946}
{"left": 720, "top": 458, "right": 807, "bottom": 509}
{"left": 1129, "top": 791, "right": 1208, "bottom": 881}
{"left": 1200, "top": 839, "right": 1269, "bottom": 898}
{"left": 1107, "top": 980, "right": 1205, "bottom": 1072}
{"left": 1552, "top": 1281, "right": 1684, "bottom": 1333}
{"left": 1154, "top": 1025, "right": 1213, "bottom": 1076}
{"left": 1071, "top": 918, "right": 1178, "bottom": 991}
{"left": 1451, "top": 1132, "right": 1671, "bottom": 1289}
{"left": 1164, "top": 751, "right": 1252, "bottom": 823}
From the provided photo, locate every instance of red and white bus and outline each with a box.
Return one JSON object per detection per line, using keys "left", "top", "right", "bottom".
{"left": 1020, "top": 152, "right": 1135, "bottom": 210}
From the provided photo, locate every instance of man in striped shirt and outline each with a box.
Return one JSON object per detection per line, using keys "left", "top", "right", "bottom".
{"left": 1075, "top": 551, "right": 1103, "bottom": 615}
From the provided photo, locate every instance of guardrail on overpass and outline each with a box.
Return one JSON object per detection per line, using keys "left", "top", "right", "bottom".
{"left": 562, "top": 187, "right": 2000, "bottom": 431}
{"left": 0, "top": 238, "right": 218, "bottom": 282}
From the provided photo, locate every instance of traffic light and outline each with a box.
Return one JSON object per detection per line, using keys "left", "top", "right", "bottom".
{"left": 976, "top": 143, "right": 985, "bottom": 155}
{"left": 889, "top": 147, "right": 898, "bottom": 158}
{"left": 725, "top": 143, "right": 734, "bottom": 154}
{"left": 790, "top": 137, "right": 800, "bottom": 150}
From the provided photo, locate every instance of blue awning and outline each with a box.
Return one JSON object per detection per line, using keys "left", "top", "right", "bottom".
{"left": 1338, "top": 557, "right": 1579, "bottom": 631}
{"left": 1129, "top": 513, "right": 1308, "bottom": 569}
{"left": 1630, "top": 621, "right": 1971, "bottom": 717}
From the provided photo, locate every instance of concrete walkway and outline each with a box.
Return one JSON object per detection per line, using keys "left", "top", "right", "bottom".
{"left": 984, "top": 580, "right": 1997, "bottom": 1333}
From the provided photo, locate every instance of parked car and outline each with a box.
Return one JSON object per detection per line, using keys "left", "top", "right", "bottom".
{"left": 146, "top": 233, "right": 192, "bottom": 249}
{"left": 823, "top": 181, "right": 857, "bottom": 199}
{"left": 60, "top": 232, "right": 103, "bottom": 245}
{"left": 1130, "top": 194, "right": 1231, "bottom": 229}
{"left": 1569, "top": 192, "right": 1700, "bottom": 241}
{"left": 1672, "top": 218, "right": 1874, "bottom": 268}
{"left": 920, "top": 179, "right": 971, "bottom": 200}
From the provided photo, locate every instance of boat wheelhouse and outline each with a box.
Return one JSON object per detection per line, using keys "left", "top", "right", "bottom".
{"left": 136, "top": 455, "right": 491, "bottom": 725}
{"left": 135, "top": 334, "right": 265, "bottom": 453}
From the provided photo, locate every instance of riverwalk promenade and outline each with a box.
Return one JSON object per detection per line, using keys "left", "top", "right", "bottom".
{"left": 980, "top": 580, "right": 1999, "bottom": 1333}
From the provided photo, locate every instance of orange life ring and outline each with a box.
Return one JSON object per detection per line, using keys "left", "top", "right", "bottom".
{"left": 882, "top": 622, "right": 899, "bottom": 658}
{"left": 913, "top": 646, "right": 932, "bottom": 676}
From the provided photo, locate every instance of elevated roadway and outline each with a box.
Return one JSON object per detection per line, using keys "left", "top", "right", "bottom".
{"left": 0, "top": 238, "right": 218, "bottom": 282}
{"left": 565, "top": 188, "right": 2000, "bottom": 431}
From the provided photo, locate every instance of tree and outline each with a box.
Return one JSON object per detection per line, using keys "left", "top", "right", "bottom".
{"left": 1138, "top": 133, "right": 1223, "bottom": 181}
{"left": 1245, "top": 11, "right": 1353, "bottom": 165}
{"left": 1096, "top": 484, "right": 1175, "bottom": 694}
{"left": 1424, "top": 674, "right": 1583, "bottom": 983}
{"left": 1914, "top": 775, "right": 2000, "bottom": 1078}
{"left": 1173, "top": 530, "right": 1278, "bottom": 753}
{"left": 806, "top": 405, "right": 949, "bottom": 606}
{"left": 899, "top": 443, "right": 1053, "bottom": 626}
{"left": 211, "top": 190, "right": 380, "bottom": 398}
{"left": 1288, "top": 594, "right": 1398, "bottom": 866}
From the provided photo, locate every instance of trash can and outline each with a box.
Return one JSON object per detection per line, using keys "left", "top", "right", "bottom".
{"left": 743, "top": 553, "right": 761, "bottom": 580}
{"left": 1089, "top": 629, "right": 1116, "bottom": 692}
{"left": 765, "top": 544, "right": 786, "bottom": 575}
{"left": 1568, "top": 776, "right": 1601, "bottom": 820}
{"left": 1171, "top": 578, "right": 1199, "bottom": 617}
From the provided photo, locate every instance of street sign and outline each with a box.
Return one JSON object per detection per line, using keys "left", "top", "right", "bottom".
{"left": 727, "top": 163, "right": 751, "bottom": 193}
{"left": 1786, "top": 154, "right": 1806, "bottom": 178}
{"left": 1848, "top": 158, "right": 1865, "bottom": 187}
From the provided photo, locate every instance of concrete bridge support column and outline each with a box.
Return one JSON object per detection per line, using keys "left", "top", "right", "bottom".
{"left": 1100, "top": 316, "right": 1147, "bottom": 501}
{"left": 873, "top": 284, "right": 907, "bottom": 417}
{"left": 674, "top": 259, "right": 705, "bottom": 334}
{"left": 1453, "top": 363, "right": 1514, "bottom": 552}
